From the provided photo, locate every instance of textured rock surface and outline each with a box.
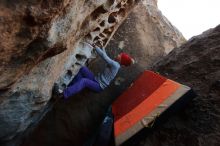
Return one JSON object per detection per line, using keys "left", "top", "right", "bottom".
{"left": 142, "top": 0, "right": 185, "bottom": 54}
{"left": 122, "top": 25, "right": 220, "bottom": 146}
{"left": 0, "top": 0, "right": 138, "bottom": 89}
{"left": 0, "top": 0, "right": 139, "bottom": 144}
{"left": 106, "top": 0, "right": 185, "bottom": 68}
{"left": 21, "top": 1, "right": 186, "bottom": 146}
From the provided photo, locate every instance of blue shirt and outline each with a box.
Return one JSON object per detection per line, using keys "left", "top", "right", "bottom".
{"left": 95, "top": 47, "right": 120, "bottom": 89}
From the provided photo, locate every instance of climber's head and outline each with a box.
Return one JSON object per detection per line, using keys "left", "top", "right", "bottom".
{"left": 116, "top": 53, "right": 134, "bottom": 66}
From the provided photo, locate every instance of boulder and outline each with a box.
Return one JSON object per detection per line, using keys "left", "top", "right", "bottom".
{"left": 123, "top": 25, "right": 220, "bottom": 146}
{"left": 0, "top": 0, "right": 140, "bottom": 144}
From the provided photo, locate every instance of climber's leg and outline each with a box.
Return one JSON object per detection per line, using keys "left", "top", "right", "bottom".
{"left": 68, "top": 66, "right": 95, "bottom": 86}
{"left": 79, "top": 66, "right": 96, "bottom": 81}
{"left": 63, "top": 78, "right": 102, "bottom": 99}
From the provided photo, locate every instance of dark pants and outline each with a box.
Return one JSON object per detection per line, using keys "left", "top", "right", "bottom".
{"left": 63, "top": 66, "right": 102, "bottom": 99}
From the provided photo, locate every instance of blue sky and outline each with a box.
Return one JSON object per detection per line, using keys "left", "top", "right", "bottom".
{"left": 158, "top": 0, "right": 220, "bottom": 39}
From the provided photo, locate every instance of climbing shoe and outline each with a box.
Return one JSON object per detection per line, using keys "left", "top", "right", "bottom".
{"left": 52, "top": 83, "right": 64, "bottom": 100}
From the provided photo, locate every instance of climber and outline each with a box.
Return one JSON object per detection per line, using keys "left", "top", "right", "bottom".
{"left": 53, "top": 43, "right": 134, "bottom": 99}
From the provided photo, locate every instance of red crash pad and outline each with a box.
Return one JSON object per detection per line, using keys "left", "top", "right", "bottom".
{"left": 112, "top": 71, "right": 191, "bottom": 146}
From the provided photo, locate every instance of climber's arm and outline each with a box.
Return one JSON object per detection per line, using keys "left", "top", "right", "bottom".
{"left": 95, "top": 47, "right": 117, "bottom": 67}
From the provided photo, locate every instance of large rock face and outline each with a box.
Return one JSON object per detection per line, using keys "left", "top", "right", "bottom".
{"left": 123, "top": 25, "right": 220, "bottom": 146}
{"left": 0, "top": 0, "right": 138, "bottom": 90}
{"left": 0, "top": 0, "right": 142, "bottom": 89}
{"left": 106, "top": 0, "right": 185, "bottom": 68}
{"left": 0, "top": 0, "right": 140, "bottom": 144}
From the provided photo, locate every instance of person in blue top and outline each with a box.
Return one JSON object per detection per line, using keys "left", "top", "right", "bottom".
{"left": 53, "top": 43, "right": 134, "bottom": 99}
